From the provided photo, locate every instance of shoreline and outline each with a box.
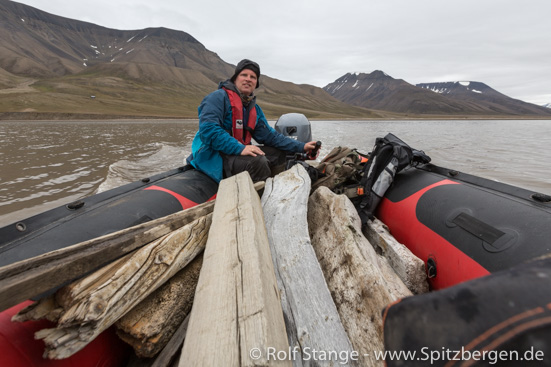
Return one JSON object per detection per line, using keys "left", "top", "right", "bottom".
{"left": 1, "top": 111, "right": 551, "bottom": 122}
{"left": 0, "top": 112, "right": 194, "bottom": 121}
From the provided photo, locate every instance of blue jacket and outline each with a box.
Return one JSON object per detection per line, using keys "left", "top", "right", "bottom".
{"left": 188, "top": 81, "right": 305, "bottom": 182}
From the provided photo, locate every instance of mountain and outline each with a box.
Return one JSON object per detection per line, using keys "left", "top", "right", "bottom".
{"left": 0, "top": 1, "right": 379, "bottom": 119}
{"left": 417, "top": 82, "right": 551, "bottom": 116}
{"left": 0, "top": 2, "right": 232, "bottom": 78}
{"left": 2, "top": 1, "right": 548, "bottom": 120}
{"left": 324, "top": 71, "right": 551, "bottom": 117}
{"left": 323, "top": 71, "right": 483, "bottom": 115}
{"left": 543, "top": 103, "right": 551, "bottom": 109}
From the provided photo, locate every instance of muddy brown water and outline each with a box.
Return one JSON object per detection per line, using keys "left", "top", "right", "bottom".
{"left": 1, "top": 119, "right": 550, "bottom": 226}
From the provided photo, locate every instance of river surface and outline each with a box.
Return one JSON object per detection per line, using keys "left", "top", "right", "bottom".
{"left": 1, "top": 119, "right": 550, "bottom": 226}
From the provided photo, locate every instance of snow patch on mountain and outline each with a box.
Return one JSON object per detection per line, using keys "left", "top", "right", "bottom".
{"left": 422, "top": 86, "right": 451, "bottom": 94}
{"left": 419, "top": 82, "right": 483, "bottom": 95}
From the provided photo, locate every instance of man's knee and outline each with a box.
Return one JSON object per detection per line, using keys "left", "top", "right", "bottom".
{"left": 246, "top": 155, "right": 271, "bottom": 182}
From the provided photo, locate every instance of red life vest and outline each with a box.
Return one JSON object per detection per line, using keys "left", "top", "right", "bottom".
{"left": 223, "top": 87, "right": 257, "bottom": 145}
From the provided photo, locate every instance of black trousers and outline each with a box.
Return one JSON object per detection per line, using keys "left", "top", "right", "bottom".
{"left": 222, "top": 146, "right": 288, "bottom": 183}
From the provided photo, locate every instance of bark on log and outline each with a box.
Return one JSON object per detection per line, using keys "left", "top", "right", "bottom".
{"left": 115, "top": 254, "right": 203, "bottom": 358}
{"left": 124, "top": 313, "right": 191, "bottom": 367}
{"left": 150, "top": 314, "right": 190, "bottom": 367}
{"left": 24, "top": 214, "right": 211, "bottom": 360}
{"left": 179, "top": 172, "right": 290, "bottom": 367}
{"left": 261, "top": 164, "right": 358, "bottom": 367}
{"left": 307, "top": 187, "right": 412, "bottom": 367}
{"left": 363, "top": 218, "right": 429, "bottom": 294}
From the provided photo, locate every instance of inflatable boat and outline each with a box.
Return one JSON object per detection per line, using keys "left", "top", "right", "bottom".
{"left": 0, "top": 166, "right": 218, "bottom": 268}
{"left": 1, "top": 121, "right": 550, "bottom": 364}
{"left": 0, "top": 166, "right": 218, "bottom": 366}
{"left": 377, "top": 162, "right": 551, "bottom": 290}
{"left": 378, "top": 164, "right": 551, "bottom": 365}
{"left": 1, "top": 147, "right": 550, "bottom": 293}
{"left": 1, "top": 301, "right": 130, "bottom": 367}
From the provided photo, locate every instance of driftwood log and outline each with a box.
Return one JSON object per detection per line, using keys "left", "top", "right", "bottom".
{"left": 15, "top": 214, "right": 211, "bottom": 359}
{"left": 115, "top": 254, "right": 203, "bottom": 358}
{"left": 307, "top": 187, "right": 414, "bottom": 366}
{"left": 363, "top": 218, "right": 428, "bottom": 294}
{"left": 180, "top": 172, "right": 290, "bottom": 367}
{"left": 261, "top": 164, "right": 357, "bottom": 367}
{"left": 0, "top": 199, "right": 216, "bottom": 312}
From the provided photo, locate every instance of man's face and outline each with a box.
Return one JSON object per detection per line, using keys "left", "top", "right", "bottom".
{"left": 234, "top": 69, "right": 257, "bottom": 96}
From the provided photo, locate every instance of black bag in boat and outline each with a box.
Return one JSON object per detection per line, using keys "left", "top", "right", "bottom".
{"left": 355, "top": 133, "right": 430, "bottom": 224}
{"left": 382, "top": 256, "right": 551, "bottom": 367}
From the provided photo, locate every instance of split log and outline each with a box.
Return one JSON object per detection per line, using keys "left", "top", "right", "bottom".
{"left": 363, "top": 218, "right": 429, "bottom": 294}
{"left": 180, "top": 172, "right": 290, "bottom": 367}
{"left": 261, "top": 164, "right": 357, "bottom": 367}
{"left": 21, "top": 214, "right": 211, "bottom": 360}
{"left": 11, "top": 294, "right": 62, "bottom": 322}
{"left": 13, "top": 252, "right": 135, "bottom": 323}
{"left": 115, "top": 254, "right": 203, "bottom": 358}
{"left": 307, "top": 187, "right": 412, "bottom": 366}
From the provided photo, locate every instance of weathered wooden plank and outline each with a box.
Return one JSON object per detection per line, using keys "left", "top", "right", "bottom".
{"left": 363, "top": 218, "right": 429, "bottom": 294}
{"left": 180, "top": 172, "right": 289, "bottom": 367}
{"left": 115, "top": 254, "right": 202, "bottom": 358}
{"left": 261, "top": 164, "right": 358, "bottom": 367}
{"left": 27, "top": 214, "right": 211, "bottom": 360}
{"left": 307, "top": 187, "right": 413, "bottom": 367}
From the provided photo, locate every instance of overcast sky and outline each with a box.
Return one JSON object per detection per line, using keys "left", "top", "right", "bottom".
{"left": 13, "top": 0, "right": 551, "bottom": 105}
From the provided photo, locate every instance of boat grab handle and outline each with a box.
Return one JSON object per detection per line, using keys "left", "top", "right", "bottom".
{"left": 452, "top": 212, "right": 514, "bottom": 250}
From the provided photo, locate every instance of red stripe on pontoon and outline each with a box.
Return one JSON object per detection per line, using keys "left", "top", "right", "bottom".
{"left": 377, "top": 179, "right": 490, "bottom": 290}
{"left": 145, "top": 185, "right": 198, "bottom": 210}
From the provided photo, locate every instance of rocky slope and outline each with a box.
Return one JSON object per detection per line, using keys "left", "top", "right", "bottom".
{"left": 0, "top": 1, "right": 378, "bottom": 119}
{"left": 324, "top": 71, "right": 551, "bottom": 117}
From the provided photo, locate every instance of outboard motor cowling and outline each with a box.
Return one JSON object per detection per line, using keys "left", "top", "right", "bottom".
{"left": 275, "top": 113, "right": 312, "bottom": 143}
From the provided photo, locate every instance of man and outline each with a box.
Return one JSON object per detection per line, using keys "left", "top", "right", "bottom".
{"left": 187, "top": 59, "right": 318, "bottom": 183}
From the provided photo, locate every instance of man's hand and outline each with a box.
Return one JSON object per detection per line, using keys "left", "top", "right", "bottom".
{"left": 303, "top": 141, "right": 317, "bottom": 152}
{"left": 304, "top": 141, "right": 321, "bottom": 159}
{"left": 240, "top": 145, "right": 265, "bottom": 157}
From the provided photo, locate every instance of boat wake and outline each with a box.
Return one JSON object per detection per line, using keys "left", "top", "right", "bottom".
{"left": 96, "top": 144, "right": 189, "bottom": 193}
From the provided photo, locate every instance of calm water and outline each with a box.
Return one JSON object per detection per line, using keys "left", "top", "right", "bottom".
{"left": 1, "top": 119, "right": 550, "bottom": 226}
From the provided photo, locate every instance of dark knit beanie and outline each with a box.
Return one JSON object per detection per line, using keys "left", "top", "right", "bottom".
{"left": 231, "top": 59, "right": 261, "bottom": 88}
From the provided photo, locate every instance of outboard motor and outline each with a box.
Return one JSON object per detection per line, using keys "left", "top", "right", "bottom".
{"left": 275, "top": 113, "right": 312, "bottom": 143}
